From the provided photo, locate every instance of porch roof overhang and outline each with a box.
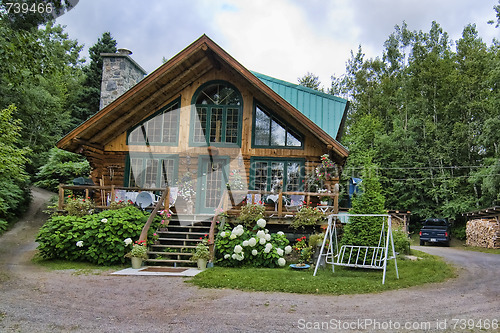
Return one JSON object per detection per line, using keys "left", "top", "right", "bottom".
{"left": 57, "top": 35, "right": 349, "bottom": 160}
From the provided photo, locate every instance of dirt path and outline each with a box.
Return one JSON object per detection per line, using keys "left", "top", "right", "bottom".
{"left": 0, "top": 189, "right": 499, "bottom": 332}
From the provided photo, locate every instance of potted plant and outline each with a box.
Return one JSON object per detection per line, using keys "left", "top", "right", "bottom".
{"left": 191, "top": 239, "right": 210, "bottom": 270}
{"left": 317, "top": 189, "right": 329, "bottom": 205}
{"left": 125, "top": 240, "right": 148, "bottom": 269}
{"left": 290, "top": 206, "right": 325, "bottom": 230}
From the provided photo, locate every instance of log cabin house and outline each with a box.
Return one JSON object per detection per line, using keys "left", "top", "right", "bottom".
{"left": 57, "top": 35, "right": 349, "bottom": 221}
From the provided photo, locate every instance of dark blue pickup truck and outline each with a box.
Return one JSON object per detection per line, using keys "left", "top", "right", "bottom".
{"left": 419, "top": 218, "right": 451, "bottom": 246}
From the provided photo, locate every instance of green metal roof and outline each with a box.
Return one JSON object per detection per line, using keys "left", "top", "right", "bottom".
{"left": 252, "top": 71, "right": 348, "bottom": 141}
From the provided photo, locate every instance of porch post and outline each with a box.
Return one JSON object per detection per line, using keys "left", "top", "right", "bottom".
{"left": 278, "top": 191, "right": 283, "bottom": 218}
{"left": 58, "top": 184, "right": 64, "bottom": 210}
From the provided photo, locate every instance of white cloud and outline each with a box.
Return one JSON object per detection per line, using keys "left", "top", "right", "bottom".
{"left": 55, "top": 0, "right": 499, "bottom": 89}
{"left": 213, "top": 0, "right": 355, "bottom": 87}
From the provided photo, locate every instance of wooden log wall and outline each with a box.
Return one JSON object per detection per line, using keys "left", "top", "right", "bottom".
{"left": 466, "top": 218, "right": 500, "bottom": 249}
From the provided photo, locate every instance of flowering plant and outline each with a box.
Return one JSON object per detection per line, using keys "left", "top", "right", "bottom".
{"left": 317, "top": 189, "right": 330, "bottom": 202}
{"left": 65, "top": 194, "right": 95, "bottom": 217}
{"left": 294, "top": 236, "right": 313, "bottom": 264}
{"left": 191, "top": 239, "right": 210, "bottom": 261}
{"left": 215, "top": 219, "right": 290, "bottom": 268}
{"left": 125, "top": 240, "right": 148, "bottom": 259}
{"left": 315, "top": 154, "right": 337, "bottom": 180}
{"left": 237, "top": 202, "right": 265, "bottom": 228}
{"left": 291, "top": 206, "right": 325, "bottom": 230}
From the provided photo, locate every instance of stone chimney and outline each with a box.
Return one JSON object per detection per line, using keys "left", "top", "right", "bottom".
{"left": 99, "top": 48, "right": 147, "bottom": 110}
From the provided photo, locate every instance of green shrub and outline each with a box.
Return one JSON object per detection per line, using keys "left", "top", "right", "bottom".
{"left": 64, "top": 195, "right": 96, "bottom": 217}
{"left": 36, "top": 206, "right": 160, "bottom": 265}
{"left": 34, "top": 147, "right": 90, "bottom": 192}
{"left": 215, "top": 220, "right": 290, "bottom": 268}
{"left": 291, "top": 206, "right": 325, "bottom": 230}
{"left": 237, "top": 203, "right": 265, "bottom": 228}
{"left": 392, "top": 229, "right": 410, "bottom": 254}
{"left": 451, "top": 222, "right": 466, "bottom": 240}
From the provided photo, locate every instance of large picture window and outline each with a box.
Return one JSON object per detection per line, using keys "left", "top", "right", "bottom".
{"left": 190, "top": 82, "right": 242, "bottom": 146}
{"left": 127, "top": 155, "right": 178, "bottom": 188}
{"left": 128, "top": 99, "right": 180, "bottom": 145}
{"left": 250, "top": 158, "right": 304, "bottom": 193}
{"left": 253, "top": 104, "right": 303, "bottom": 148}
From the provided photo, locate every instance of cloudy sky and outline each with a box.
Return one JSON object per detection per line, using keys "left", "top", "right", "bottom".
{"left": 56, "top": 0, "right": 499, "bottom": 88}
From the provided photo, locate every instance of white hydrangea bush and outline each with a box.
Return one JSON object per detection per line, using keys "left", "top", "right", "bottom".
{"left": 215, "top": 219, "right": 290, "bottom": 268}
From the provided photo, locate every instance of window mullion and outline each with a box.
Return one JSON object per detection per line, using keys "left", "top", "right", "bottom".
{"left": 221, "top": 106, "right": 227, "bottom": 143}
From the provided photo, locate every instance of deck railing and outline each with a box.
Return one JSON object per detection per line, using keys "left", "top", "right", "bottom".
{"left": 57, "top": 184, "right": 339, "bottom": 217}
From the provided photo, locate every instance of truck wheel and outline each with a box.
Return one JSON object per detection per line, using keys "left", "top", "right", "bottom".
{"left": 420, "top": 240, "right": 425, "bottom": 246}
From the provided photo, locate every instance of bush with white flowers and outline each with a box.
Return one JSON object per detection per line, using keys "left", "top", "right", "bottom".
{"left": 215, "top": 219, "right": 289, "bottom": 268}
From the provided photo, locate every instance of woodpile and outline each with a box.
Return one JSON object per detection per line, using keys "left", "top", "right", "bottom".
{"left": 466, "top": 219, "right": 500, "bottom": 249}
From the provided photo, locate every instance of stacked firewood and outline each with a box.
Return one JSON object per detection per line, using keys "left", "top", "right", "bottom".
{"left": 466, "top": 219, "right": 500, "bottom": 249}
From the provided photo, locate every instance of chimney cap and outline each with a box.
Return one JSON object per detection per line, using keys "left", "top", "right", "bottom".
{"left": 117, "top": 48, "right": 132, "bottom": 55}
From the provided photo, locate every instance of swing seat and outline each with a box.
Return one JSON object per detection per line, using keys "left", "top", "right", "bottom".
{"left": 334, "top": 245, "right": 386, "bottom": 270}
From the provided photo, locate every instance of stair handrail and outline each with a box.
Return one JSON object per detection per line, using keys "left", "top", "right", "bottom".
{"left": 138, "top": 186, "right": 170, "bottom": 243}
{"left": 208, "top": 189, "right": 228, "bottom": 262}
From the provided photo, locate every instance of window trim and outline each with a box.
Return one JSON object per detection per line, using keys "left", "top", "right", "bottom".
{"left": 127, "top": 97, "right": 181, "bottom": 146}
{"left": 189, "top": 80, "right": 243, "bottom": 147}
{"left": 251, "top": 100, "right": 304, "bottom": 149}
{"left": 124, "top": 153, "right": 179, "bottom": 188}
{"left": 249, "top": 157, "right": 305, "bottom": 192}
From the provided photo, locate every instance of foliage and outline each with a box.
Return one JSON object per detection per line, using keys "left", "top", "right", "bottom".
{"left": 392, "top": 230, "right": 411, "bottom": 255}
{"left": 191, "top": 239, "right": 210, "bottom": 261}
{"left": 451, "top": 220, "right": 467, "bottom": 241}
{"left": 190, "top": 250, "right": 455, "bottom": 295}
{"left": 215, "top": 221, "right": 290, "bottom": 268}
{"left": 0, "top": 19, "right": 84, "bottom": 173}
{"left": 237, "top": 202, "right": 265, "bottom": 228}
{"left": 291, "top": 206, "right": 325, "bottom": 230}
{"left": 72, "top": 32, "right": 117, "bottom": 125}
{"left": 342, "top": 161, "right": 386, "bottom": 247}
{"left": 294, "top": 236, "right": 313, "bottom": 263}
{"left": 308, "top": 233, "right": 325, "bottom": 247}
{"left": 297, "top": 72, "right": 323, "bottom": 91}
{"left": 316, "top": 154, "right": 338, "bottom": 180}
{"left": 0, "top": 105, "right": 31, "bottom": 231}
{"left": 125, "top": 240, "right": 148, "bottom": 259}
{"left": 336, "top": 18, "right": 500, "bottom": 221}
{"left": 0, "top": 0, "right": 77, "bottom": 31}
{"left": 36, "top": 206, "right": 160, "bottom": 265}
{"left": 34, "top": 148, "right": 90, "bottom": 192}
{"left": 64, "top": 195, "right": 96, "bottom": 217}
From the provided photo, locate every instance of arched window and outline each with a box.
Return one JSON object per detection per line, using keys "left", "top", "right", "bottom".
{"left": 190, "top": 81, "right": 242, "bottom": 146}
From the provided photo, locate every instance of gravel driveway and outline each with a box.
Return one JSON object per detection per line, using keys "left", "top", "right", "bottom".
{"left": 0, "top": 188, "right": 499, "bottom": 332}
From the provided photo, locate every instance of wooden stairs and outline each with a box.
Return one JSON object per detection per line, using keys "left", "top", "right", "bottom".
{"left": 146, "top": 215, "right": 212, "bottom": 267}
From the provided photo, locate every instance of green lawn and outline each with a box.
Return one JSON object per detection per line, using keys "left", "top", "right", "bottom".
{"left": 32, "top": 255, "right": 124, "bottom": 275}
{"left": 188, "top": 250, "right": 456, "bottom": 295}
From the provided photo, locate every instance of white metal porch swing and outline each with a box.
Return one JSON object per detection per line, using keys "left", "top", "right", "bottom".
{"left": 313, "top": 214, "right": 399, "bottom": 284}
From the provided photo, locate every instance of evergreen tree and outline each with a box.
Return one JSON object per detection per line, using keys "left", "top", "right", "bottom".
{"left": 72, "top": 32, "right": 117, "bottom": 125}
{"left": 298, "top": 72, "right": 323, "bottom": 91}
{"left": 342, "top": 159, "right": 386, "bottom": 247}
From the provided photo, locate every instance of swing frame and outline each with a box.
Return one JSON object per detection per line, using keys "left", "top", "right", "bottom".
{"left": 313, "top": 214, "right": 399, "bottom": 284}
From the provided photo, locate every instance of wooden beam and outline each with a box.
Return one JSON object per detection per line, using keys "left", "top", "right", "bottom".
{"left": 91, "top": 57, "right": 213, "bottom": 145}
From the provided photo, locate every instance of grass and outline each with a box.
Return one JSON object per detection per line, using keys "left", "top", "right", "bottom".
{"left": 462, "top": 246, "right": 500, "bottom": 255}
{"left": 187, "top": 250, "right": 456, "bottom": 295}
{"left": 31, "top": 254, "right": 125, "bottom": 275}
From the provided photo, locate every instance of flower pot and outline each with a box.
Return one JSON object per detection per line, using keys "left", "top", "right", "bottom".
{"left": 131, "top": 257, "right": 143, "bottom": 269}
{"left": 320, "top": 201, "right": 328, "bottom": 206}
{"left": 197, "top": 258, "right": 207, "bottom": 270}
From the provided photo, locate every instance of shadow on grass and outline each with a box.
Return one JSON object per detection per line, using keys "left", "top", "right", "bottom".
{"left": 187, "top": 250, "right": 456, "bottom": 295}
